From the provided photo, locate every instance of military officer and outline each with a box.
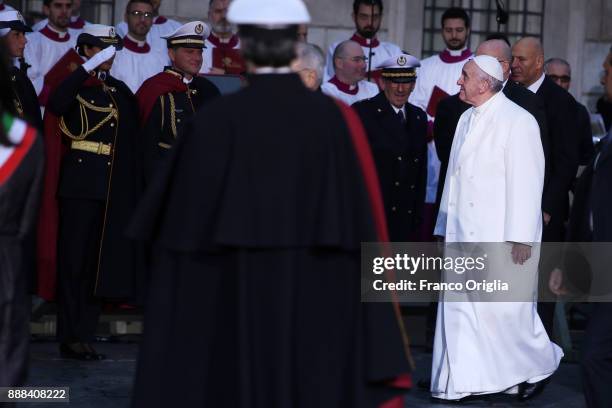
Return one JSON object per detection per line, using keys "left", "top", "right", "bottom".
{"left": 136, "top": 20, "right": 220, "bottom": 182}
{"left": 40, "top": 24, "right": 139, "bottom": 360}
{"left": 0, "top": 11, "right": 43, "bottom": 130}
{"left": 353, "top": 53, "right": 428, "bottom": 241}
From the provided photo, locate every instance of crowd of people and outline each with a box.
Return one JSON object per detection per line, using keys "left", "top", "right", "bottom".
{"left": 0, "top": 0, "right": 611, "bottom": 406}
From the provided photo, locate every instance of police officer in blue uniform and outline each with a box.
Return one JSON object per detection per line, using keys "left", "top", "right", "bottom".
{"left": 353, "top": 53, "right": 428, "bottom": 241}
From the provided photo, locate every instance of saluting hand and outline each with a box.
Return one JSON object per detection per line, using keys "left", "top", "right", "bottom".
{"left": 83, "top": 46, "right": 117, "bottom": 72}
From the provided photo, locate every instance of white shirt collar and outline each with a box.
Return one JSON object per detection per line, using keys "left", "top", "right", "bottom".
{"left": 447, "top": 46, "right": 468, "bottom": 57}
{"left": 527, "top": 73, "right": 546, "bottom": 93}
{"left": 254, "top": 66, "right": 293, "bottom": 74}
{"left": 47, "top": 24, "right": 68, "bottom": 38}
{"left": 182, "top": 76, "right": 193, "bottom": 85}
{"left": 126, "top": 33, "right": 147, "bottom": 47}
{"left": 389, "top": 103, "right": 405, "bottom": 115}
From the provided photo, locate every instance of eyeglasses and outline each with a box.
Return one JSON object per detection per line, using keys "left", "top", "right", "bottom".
{"left": 547, "top": 74, "right": 571, "bottom": 83}
{"left": 128, "top": 10, "right": 154, "bottom": 19}
{"left": 339, "top": 56, "right": 368, "bottom": 63}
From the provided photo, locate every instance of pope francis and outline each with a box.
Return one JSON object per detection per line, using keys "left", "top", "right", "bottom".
{"left": 432, "top": 55, "right": 563, "bottom": 401}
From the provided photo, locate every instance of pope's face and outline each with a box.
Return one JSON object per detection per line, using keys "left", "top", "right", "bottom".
{"left": 169, "top": 47, "right": 203, "bottom": 78}
{"left": 457, "top": 61, "right": 483, "bottom": 105}
{"left": 3, "top": 30, "right": 27, "bottom": 58}
{"left": 380, "top": 79, "right": 415, "bottom": 109}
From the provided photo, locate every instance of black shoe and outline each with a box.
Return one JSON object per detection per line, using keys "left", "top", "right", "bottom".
{"left": 83, "top": 344, "right": 106, "bottom": 361}
{"left": 59, "top": 343, "right": 93, "bottom": 361}
{"left": 517, "top": 378, "right": 550, "bottom": 401}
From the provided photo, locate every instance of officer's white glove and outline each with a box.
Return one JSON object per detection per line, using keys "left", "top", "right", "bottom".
{"left": 82, "top": 46, "right": 116, "bottom": 72}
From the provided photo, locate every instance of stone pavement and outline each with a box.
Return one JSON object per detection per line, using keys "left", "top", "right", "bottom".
{"left": 18, "top": 342, "right": 585, "bottom": 407}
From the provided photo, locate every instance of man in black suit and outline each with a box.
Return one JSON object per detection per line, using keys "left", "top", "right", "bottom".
{"left": 353, "top": 53, "right": 428, "bottom": 241}
{"left": 511, "top": 37, "right": 581, "bottom": 336}
{"left": 545, "top": 57, "right": 594, "bottom": 165}
{"left": 434, "top": 39, "right": 548, "bottom": 214}
{"left": 567, "top": 47, "right": 612, "bottom": 408}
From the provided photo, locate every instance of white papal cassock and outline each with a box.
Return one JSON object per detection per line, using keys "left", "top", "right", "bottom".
{"left": 409, "top": 48, "right": 473, "bottom": 205}
{"left": 116, "top": 16, "right": 181, "bottom": 57}
{"left": 110, "top": 35, "right": 169, "bottom": 93}
{"left": 432, "top": 91, "right": 563, "bottom": 400}
{"left": 321, "top": 76, "right": 378, "bottom": 107}
{"left": 324, "top": 34, "right": 401, "bottom": 82}
{"left": 24, "top": 25, "right": 77, "bottom": 97}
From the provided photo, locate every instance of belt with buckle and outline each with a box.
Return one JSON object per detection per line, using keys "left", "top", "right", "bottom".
{"left": 71, "top": 140, "right": 112, "bottom": 156}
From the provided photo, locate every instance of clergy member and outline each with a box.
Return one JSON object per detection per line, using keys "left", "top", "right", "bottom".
{"left": 199, "top": 0, "right": 242, "bottom": 74}
{"left": 24, "top": 0, "right": 77, "bottom": 99}
{"left": 324, "top": 0, "right": 400, "bottom": 82}
{"left": 116, "top": 0, "right": 180, "bottom": 56}
{"left": 432, "top": 55, "right": 563, "bottom": 402}
{"left": 110, "top": 0, "right": 168, "bottom": 93}
{"left": 321, "top": 40, "right": 378, "bottom": 106}
{"left": 409, "top": 7, "right": 474, "bottom": 241}
{"left": 128, "top": 0, "right": 412, "bottom": 405}
{"left": 32, "top": 0, "right": 89, "bottom": 34}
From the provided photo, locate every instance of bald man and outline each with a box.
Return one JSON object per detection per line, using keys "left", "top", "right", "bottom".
{"left": 434, "top": 39, "right": 548, "bottom": 216}
{"left": 511, "top": 37, "right": 581, "bottom": 338}
{"left": 321, "top": 40, "right": 378, "bottom": 105}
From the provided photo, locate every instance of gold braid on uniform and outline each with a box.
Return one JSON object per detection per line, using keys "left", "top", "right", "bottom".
{"left": 168, "top": 93, "right": 178, "bottom": 139}
{"left": 59, "top": 95, "right": 118, "bottom": 140}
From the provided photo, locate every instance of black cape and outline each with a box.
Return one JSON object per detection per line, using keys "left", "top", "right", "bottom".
{"left": 129, "top": 74, "right": 410, "bottom": 407}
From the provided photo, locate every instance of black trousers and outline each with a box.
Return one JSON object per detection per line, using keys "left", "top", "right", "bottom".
{"left": 582, "top": 303, "right": 612, "bottom": 407}
{"left": 538, "top": 217, "right": 567, "bottom": 337}
{"left": 56, "top": 198, "right": 104, "bottom": 343}
{"left": 0, "top": 238, "right": 29, "bottom": 388}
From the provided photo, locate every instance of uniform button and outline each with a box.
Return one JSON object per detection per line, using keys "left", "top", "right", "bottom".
{"left": 395, "top": 181, "right": 400, "bottom": 187}
{"left": 408, "top": 209, "right": 413, "bottom": 214}
{"left": 177, "top": 118, "right": 181, "bottom": 123}
{"left": 107, "top": 161, "right": 111, "bottom": 166}
{"left": 90, "top": 100, "right": 95, "bottom": 104}
{"left": 109, "top": 103, "right": 113, "bottom": 108}
{"left": 414, "top": 158, "right": 419, "bottom": 163}
{"left": 110, "top": 122, "right": 115, "bottom": 127}
{"left": 469, "top": 202, "right": 474, "bottom": 207}
{"left": 77, "top": 158, "right": 83, "bottom": 163}
{"left": 397, "top": 156, "right": 402, "bottom": 161}
{"left": 391, "top": 206, "right": 397, "bottom": 212}
{"left": 410, "top": 184, "right": 415, "bottom": 189}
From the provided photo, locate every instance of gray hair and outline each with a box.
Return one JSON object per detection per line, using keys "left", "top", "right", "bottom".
{"left": 474, "top": 67, "right": 503, "bottom": 93}
{"left": 294, "top": 42, "right": 325, "bottom": 86}
{"left": 544, "top": 57, "right": 571, "bottom": 74}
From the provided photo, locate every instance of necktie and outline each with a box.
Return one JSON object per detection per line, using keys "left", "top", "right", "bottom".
{"left": 19, "top": 58, "right": 30, "bottom": 74}
{"left": 397, "top": 109, "right": 406, "bottom": 125}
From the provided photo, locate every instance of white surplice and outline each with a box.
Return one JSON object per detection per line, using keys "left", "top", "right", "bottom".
{"left": 432, "top": 91, "right": 563, "bottom": 400}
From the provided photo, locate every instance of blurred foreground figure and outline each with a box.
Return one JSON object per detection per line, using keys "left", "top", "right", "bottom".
{"left": 129, "top": 0, "right": 411, "bottom": 406}
{"left": 0, "top": 42, "right": 43, "bottom": 388}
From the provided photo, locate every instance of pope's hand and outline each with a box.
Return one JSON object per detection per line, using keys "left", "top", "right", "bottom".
{"left": 511, "top": 242, "right": 531, "bottom": 265}
{"left": 82, "top": 46, "right": 117, "bottom": 72}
